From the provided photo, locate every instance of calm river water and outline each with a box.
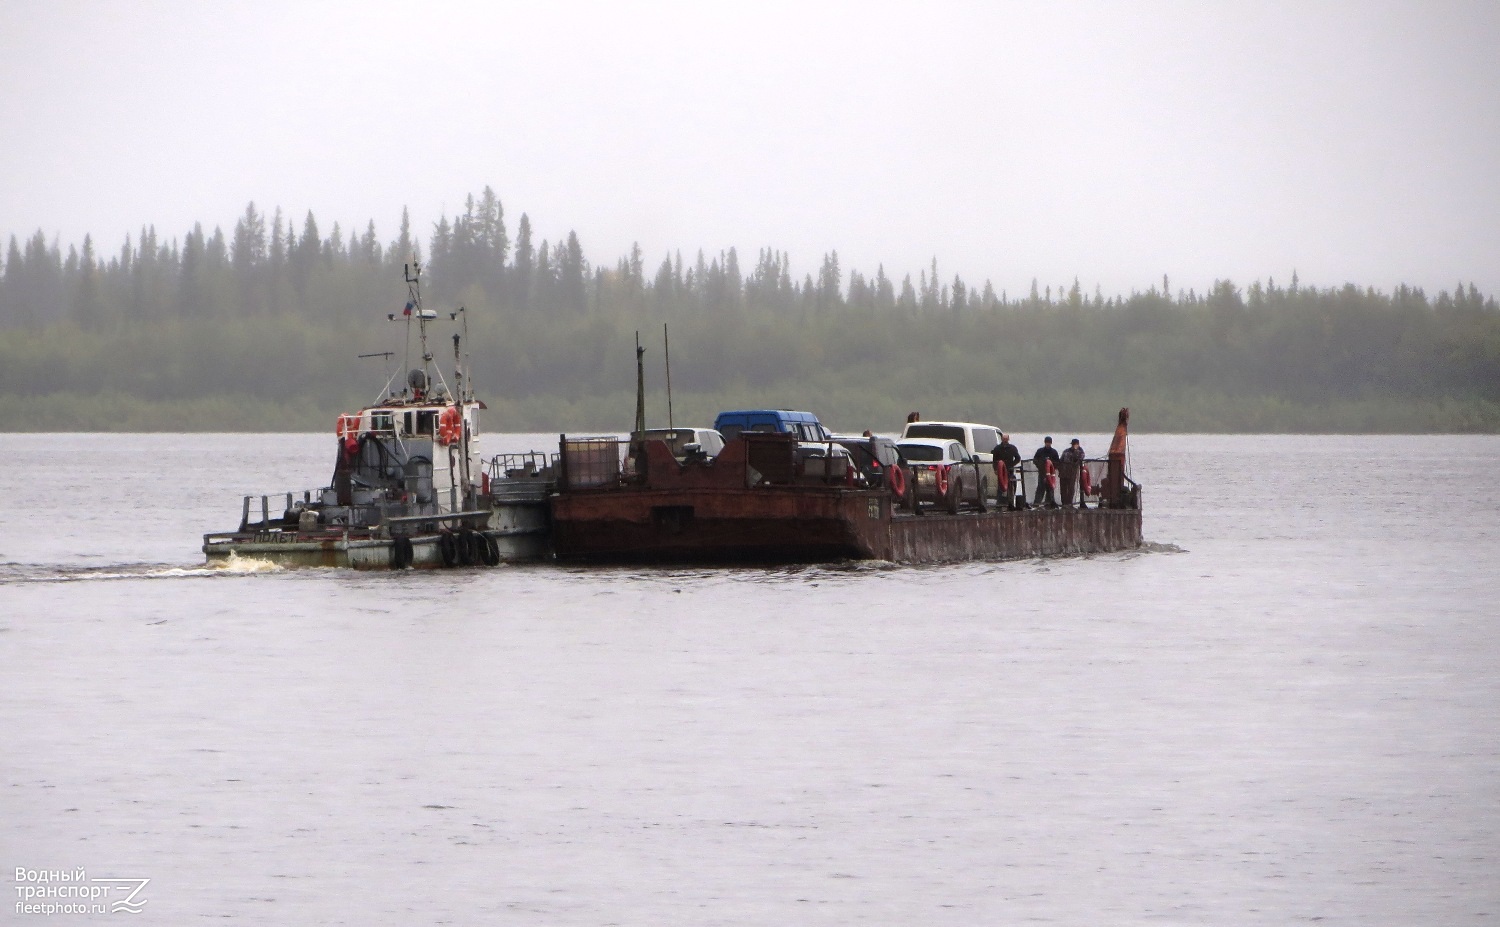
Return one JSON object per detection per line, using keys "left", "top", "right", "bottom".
{"left": 2, "top": 433, "right": 1496, "bottom": 925}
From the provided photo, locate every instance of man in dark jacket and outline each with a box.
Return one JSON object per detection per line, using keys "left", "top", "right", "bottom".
{"left": 992, "top": 433, "right": 1022, "bottom": 509}
{"left": 1058, "top": 438, "right": 1085, "bottom": 507}
{"left": 1032, "top": 437, "right": 1060, "bottom": 508}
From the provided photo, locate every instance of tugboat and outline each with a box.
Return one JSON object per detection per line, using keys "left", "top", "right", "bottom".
{"left": 202, "top": 263, "right": 554, "bottom": 569}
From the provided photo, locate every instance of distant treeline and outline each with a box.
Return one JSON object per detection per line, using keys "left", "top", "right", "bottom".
{"left": 2, "top": 189, "right": 1498, "bottom": 433}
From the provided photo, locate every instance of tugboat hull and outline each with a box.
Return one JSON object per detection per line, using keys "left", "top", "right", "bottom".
{"left": 203, "top": 497, "right": 551, "bottom": 570}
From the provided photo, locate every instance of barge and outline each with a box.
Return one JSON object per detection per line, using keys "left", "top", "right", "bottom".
{"left": 549, "top": 420, "right": 1141, "bottom": 565}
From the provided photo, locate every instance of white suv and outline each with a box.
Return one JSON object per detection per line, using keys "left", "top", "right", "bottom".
{"left": 899, "top": 421, "right": 1003, "bottom": 499}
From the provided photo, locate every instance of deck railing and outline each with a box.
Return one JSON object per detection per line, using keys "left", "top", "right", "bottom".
{"left": 236, "top": 490, "right": 324, "bottom": 532}
{"left": 1001, "top": 457, "right": 1135, "bottom": 508}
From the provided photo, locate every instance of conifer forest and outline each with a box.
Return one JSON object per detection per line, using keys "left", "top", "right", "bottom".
{"left": 2, "top": 188, "right": 1497, "bottom": 433}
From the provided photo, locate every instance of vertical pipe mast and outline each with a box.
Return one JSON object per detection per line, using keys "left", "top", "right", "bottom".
{"left": 633, "top": 330, "right": 645, "bottom": 435}
{"left": 663, "top": 323, "right": 674, "bottom": 431}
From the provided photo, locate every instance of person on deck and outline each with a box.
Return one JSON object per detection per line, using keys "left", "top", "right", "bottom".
{"left": 1032, "top": 437, "right": 1060, "bottom": 508}
{"left": 992, "top": 433, "right": 1021, "bottom": 509}
{"left": 1059, "top": 438, "right": 1085, "bottom": 507}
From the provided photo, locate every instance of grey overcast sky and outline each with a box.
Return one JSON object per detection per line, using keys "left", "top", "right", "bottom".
{"left": 1, "top": 0, "right": 1496, "bottom": 299}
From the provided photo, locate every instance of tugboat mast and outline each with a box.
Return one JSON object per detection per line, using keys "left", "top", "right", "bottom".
{"left": 390, "top": 260, "right": 454, "bottom": 401}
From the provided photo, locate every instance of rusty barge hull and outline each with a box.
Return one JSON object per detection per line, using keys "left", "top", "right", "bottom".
{"left": 550, "top": 488, "right": 887, "bottom": 563}
{"left": 888, "top": 506, "right": 1141, "bottom": 564}
{"left": 550, "top": 488, "right": 1141, "bottom": 565}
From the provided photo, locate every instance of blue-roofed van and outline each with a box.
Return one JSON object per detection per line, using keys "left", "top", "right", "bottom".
{"left": 712, "top": 409, "right": 831, "bottom": 443}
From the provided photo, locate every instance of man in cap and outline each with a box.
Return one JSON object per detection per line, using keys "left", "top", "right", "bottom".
{"left": 1032, "top": 436, "right": 1060, "bottom": 508}
{"left": 1059, "top": 438, "right": 1085, "bottom": 507}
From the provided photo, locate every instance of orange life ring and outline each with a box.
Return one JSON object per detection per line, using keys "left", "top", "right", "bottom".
{"left": 336, "top": 413, "right": 361, "bottom": 439}
{"left": 888, "top": 464, "right": 906, "bottom": 498}
{"left": 1080, "top": 463, "right": 1093, "bottom": 495}
{"left": 437, "top": 406, "right": 463, "bottom": 446}
{"left": 935, "top": 466, "right": 949, "bottom": 498}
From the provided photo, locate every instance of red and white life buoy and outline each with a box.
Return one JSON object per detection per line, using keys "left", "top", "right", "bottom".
{"left": 935, "top": 465, "right": 950, "bottom": 498}
{"left": 1080, "top": 463, "right": 1093, "bottom": 495}
{"left": 437, "top": 405, "right": 463, "bottom": 445}
{"left": 336, "top": 413, "right": 361, "bottom": 457}
{"left": 888, "top": 464, "right": 907, "bottom": 499}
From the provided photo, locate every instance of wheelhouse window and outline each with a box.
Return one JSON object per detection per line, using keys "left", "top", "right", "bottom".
{"left": 415, "top": 410, "right": 437, "bottom": 436}
{"left": 370, "top": 410, "right": 395, "bottom": 432}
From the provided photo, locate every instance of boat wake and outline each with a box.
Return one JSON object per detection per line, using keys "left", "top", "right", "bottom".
{"left": 1139, "top": 541, "right": 1187, "bottom": 554}
{"left": 1, "top": 552, "right": 286, "bottom": 584}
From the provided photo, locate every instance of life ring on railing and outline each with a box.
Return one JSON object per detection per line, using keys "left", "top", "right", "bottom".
{"left": 935, "top": 466, "right": 949, "bottom": 498}
{"left": 1080, "top": 463, "right": 1093, "bottom": 496}
{"left": 888, "top": 463, "right": 906, "bottom": 499}
{"left": 437, "top": 406, "right": 463, "bottom": 445}
{"left": 336, "top": 413, "right": 361, "bottom": 439}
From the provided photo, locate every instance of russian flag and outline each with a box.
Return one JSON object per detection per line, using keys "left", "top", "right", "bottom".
{"left": 403, "top": 301, "right": 415, "bottom": 316}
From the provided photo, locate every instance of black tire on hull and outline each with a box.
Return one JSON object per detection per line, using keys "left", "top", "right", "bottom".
{"left": 391, "top": 535, "right": 414, "bottom": 569}
{"left": 480, "top": 532, "right": 501, "bottom": 566}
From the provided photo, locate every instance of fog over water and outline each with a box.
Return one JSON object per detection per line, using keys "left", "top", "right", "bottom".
{"left": 2, "top": 2, "right": 1498, "bottom": 296}
{"left": 2, "top": 433, "right": 1497, "bottom": 923}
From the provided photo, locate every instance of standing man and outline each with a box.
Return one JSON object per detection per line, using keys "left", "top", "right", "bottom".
{"left": 1058, "top": 438, "right": 1085, "bottom": 507}
{"left": 1032, "top": 436, "right": 1060, "bottom": 508}
{"left": 992, "top": 432, "right": 1021, "bottom": 510}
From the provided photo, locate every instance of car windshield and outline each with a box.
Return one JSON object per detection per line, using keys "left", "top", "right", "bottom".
{"left": 905, "top": 424, "right": 965, "bottom": 443}
{"left": 898, "top": 443, "right": 943, "bottom": 462}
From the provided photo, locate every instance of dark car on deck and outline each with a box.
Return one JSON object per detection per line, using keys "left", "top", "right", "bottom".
{"left": 830, "top": 435, "right": 905, "bottom": 490}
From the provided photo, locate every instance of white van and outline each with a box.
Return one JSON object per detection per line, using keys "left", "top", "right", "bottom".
{"left": 898, "top": 421, "right": 1004, "bottom": 499}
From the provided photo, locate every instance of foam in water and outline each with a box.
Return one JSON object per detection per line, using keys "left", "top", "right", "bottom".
{"left": 211, "top": 551, "right": 285, "bottom": 574}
